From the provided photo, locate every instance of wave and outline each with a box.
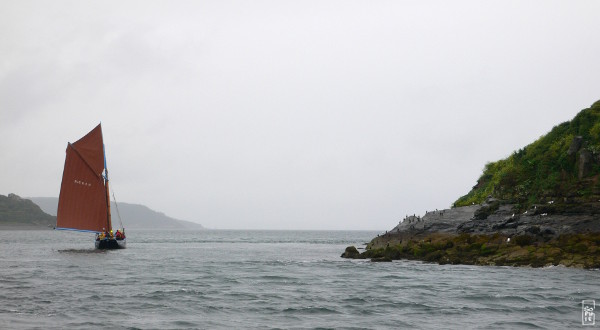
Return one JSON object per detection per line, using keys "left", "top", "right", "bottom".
{"left": 482, "top": 321, "right": 545, "bottom": 329}
{"left": 283, "top": 306, "right": 342, "bottom": 315}
{"left": 57, "top": 248, "right": 106, "bottom": 254}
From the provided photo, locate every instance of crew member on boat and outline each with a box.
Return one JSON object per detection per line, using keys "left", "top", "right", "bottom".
{"left": 116, "top": 229, "right": 126, "bottom": 240}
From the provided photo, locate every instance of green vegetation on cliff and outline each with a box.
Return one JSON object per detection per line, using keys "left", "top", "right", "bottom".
{"left": 455, "top": 100, "right": 600, "bottom": 208}
{"left": 0, "top": 194, "right": 55, "bottom": 228}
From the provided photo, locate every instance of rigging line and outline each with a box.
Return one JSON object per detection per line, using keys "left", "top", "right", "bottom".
{"left": 110, "top": 186, "right": 124, "bottom": 230}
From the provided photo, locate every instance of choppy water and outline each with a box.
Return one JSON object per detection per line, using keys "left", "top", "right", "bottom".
{"left": 0, "top": 230, "right": 598, "bottom": 329}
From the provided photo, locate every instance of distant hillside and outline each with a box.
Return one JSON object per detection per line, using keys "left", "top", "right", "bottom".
{"left": 455, "top": 100, "right": 600, "bottom": 209}
{"left": 0, "top": 194, "right": 55, "bottom": 229}
{"left": 29, "top": 197, "right": 204, "bottom": 230}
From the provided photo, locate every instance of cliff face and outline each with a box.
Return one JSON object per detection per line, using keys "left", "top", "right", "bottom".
{"left": 0, "top": 194, "right": 55, "bottom": 229}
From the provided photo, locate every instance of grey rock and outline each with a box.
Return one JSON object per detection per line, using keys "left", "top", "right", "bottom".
{"left": 388, "top": 202, "right": 600, "bottom": 238}
{"left": 579, "top": 148, "right": 594, "bottom": 179}
{"left": 568, "top": 136, "right": 583, "bottom": 155}
{"left": 341, "top": 246, "right": 361, "bottom": 258}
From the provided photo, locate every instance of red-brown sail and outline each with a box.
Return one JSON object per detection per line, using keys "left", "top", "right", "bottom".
{"left": 56, "top": 124, "right": 110, "bottom": 233}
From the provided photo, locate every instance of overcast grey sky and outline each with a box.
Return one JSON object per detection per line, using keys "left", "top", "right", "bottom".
{"left": 1, "top": 1, "right": 599, "bottom": 230}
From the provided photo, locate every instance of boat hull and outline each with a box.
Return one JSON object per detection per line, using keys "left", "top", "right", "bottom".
{"left": 95, "top": 238, "right": 126, "bottom": 249}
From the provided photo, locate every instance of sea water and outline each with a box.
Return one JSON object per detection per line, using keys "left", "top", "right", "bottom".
{"left": 0, "top": 230, "right": 598, "bottom": 329}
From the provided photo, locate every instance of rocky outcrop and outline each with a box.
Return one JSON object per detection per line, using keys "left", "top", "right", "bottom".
{"left": 343, "top": 102, "right": 600, "bottom": 268}
{"left": 349, "top": 231, "right": 600, "bottom": 269}
{"left": 390, "top": 205, "right": 479, "bottom": 234}
{"left": 343, "top": 200, "right": 600, "bottom": 268}
{"left": 346, "top": 101, "right": 600, "bottom": 268}
{"left": 385, "top": 199, "right": 600, "bottom": 239}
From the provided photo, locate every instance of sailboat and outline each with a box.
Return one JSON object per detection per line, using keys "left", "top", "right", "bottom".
{"left": 55, "top": 124, "right": 126, "bottom": 249}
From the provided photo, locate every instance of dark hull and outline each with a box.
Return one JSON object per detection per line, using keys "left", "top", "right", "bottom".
{"left": 95, "top": 238, "right": 126, "bottom": 249}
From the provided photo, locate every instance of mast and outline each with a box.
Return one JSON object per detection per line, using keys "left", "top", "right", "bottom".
{"left": 104, "top": 143, "right": 113, "bottom": 234}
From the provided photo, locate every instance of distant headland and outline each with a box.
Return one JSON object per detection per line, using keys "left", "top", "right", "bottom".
{"left": 343, "top": 100, "right": 600, "bottom": 269}
{"left": 0, "top": 194, "right": 56, "bottom": 229}
{"left": 0, "top": 194, "right": 204, "bottom": 230}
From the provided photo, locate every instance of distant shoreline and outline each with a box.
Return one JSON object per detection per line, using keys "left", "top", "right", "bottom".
{"left": 0, "top": 225, "right": 53, "bottom": 230}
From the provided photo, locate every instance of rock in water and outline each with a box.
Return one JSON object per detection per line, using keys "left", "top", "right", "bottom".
{"left": 341, "top": 246, "right": 360, "bottom": 258}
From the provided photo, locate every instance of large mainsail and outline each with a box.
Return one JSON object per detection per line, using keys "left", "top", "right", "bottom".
{"left": 56, "top": 124, "right": 111, "bottom": 233}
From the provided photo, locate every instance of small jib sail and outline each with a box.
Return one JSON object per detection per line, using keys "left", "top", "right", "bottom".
{"left": 56, "top": 124, "right": 125, "bottom": 249}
